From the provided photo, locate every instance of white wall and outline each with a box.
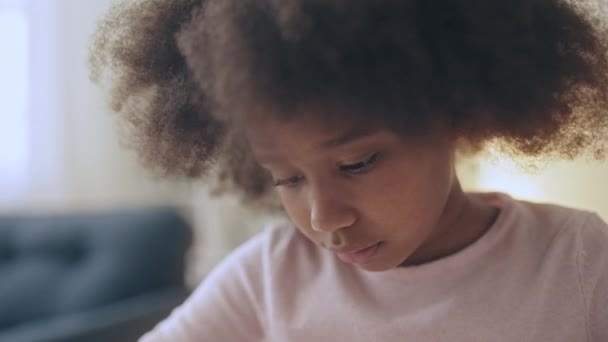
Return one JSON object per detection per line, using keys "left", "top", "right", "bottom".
{"left": 460, "top": 155, "right": 608, "bottom": 220}
{"left": 17, "top": 0, "right": 191, "bottom": 212}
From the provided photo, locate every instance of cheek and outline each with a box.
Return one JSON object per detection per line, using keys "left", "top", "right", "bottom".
{"left": 365, "top": 155, "right": 453, "bottom": 229}
{"left": 277, "top": 190, "right": 318, "bottom": 238}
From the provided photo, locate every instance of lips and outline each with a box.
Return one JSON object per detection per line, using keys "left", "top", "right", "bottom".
{"left": 335, "top": 242, "right": 381, "bottom": 264}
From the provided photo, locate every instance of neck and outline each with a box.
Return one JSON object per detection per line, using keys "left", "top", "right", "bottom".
{"left": 400, "top": 180, "right": 499, "bottom": 267}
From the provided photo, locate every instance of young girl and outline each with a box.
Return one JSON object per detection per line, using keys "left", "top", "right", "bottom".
{"left": 90, "top": 0, "right": 608, "bottom": 340}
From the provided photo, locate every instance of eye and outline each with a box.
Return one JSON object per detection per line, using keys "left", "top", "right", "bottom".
{"left": 271, "top": 152, "right": 381, "bottom": 187}
{"left": 340, "top": 152, "right": 380, "bottom": 174}
{"left": 272, "top": 175, "right": 304, "bottom": 188}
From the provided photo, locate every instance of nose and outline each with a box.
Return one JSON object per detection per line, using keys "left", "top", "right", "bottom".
{"left": 309, "top": 183, "right": 357, "bottom": 233}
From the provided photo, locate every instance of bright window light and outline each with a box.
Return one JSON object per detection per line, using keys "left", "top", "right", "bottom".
{"left": 475, "top": 146, "right": 546, "bottom": 202}
{"left": 0, "top": 9, "right": 29, "bottom": 197}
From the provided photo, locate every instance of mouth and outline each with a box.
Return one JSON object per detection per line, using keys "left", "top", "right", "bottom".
{"left": 335, "top": 242, "right": 382, "bottom": 264}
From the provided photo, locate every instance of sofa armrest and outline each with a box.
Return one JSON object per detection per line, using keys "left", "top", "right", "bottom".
{"left": 0, "top": 288, "right": 189, "bottom": 342}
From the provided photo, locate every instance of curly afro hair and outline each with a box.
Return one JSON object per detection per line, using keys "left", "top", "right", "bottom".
{"left": 90, "top": 0, "right": 608, "bottom": 204}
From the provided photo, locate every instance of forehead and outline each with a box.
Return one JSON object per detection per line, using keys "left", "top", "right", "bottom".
{"left": 245, "top": 111, "right": 382, "bottom": 153}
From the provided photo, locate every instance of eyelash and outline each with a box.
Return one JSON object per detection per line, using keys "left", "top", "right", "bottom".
{"left": 272, "top": 152, "right": 381, "bottom": 187}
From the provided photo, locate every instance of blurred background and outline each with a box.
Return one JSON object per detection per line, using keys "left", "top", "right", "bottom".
{"left": 0, "top": 0, "right": 607, "bottom": 341}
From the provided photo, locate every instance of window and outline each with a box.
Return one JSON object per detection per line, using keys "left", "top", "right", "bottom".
{"left": 0, "top": 1, "right": 29, "bottom": 203}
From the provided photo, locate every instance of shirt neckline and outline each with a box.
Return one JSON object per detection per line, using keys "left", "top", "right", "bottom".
{"left": 357, "top": 192, "right": 517, "bottom": 280}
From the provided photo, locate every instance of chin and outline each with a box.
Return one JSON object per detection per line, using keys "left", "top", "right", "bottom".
{"left": 350, "top": 245, "right": 410, "bottom": 272}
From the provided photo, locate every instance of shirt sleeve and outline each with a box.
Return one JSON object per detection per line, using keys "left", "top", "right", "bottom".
{"left": 139, "top": 233, "right": 267, "bottom": 342}
{"left": 578, "top": 213, "right": 608, "bottom": 342}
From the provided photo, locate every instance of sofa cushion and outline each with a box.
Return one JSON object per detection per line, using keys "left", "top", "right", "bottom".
{"left": 0, "top": 208, "right": 191, "bottom": 329}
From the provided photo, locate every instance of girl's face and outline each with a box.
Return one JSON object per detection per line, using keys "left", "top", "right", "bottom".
{"left": 246, "top": 111, "right": 459, "bottom": 272}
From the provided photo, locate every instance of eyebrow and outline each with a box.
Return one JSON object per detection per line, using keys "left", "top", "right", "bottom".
{"left": 256, "top": 127, "right": 380, "bottom": 165}
{"left": 318, "top": 127, "right": 380, "bottom": 149}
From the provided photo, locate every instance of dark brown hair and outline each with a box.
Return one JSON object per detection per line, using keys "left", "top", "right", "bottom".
{"left": 90, "top": 0, "right": 608, "bottom": 203}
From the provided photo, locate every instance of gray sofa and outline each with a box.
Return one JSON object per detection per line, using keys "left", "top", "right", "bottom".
{"left": 0, "top": 207, "right": 192, "bottom": 342}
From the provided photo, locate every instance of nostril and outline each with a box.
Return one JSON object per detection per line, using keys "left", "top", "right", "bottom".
{"left": 326, "top": 231, "right": 346, "bottom": 249}
{"left": 331, "top": 232, "right": 343, "bottom": 246}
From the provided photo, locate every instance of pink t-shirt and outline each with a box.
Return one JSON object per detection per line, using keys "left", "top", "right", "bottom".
{"left": 140, "top": 193, "right": 608, "bottom": 341}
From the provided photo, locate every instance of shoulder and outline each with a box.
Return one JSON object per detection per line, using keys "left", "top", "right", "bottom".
{"left": 575, "top": 212, "right": 608, "bottom": 257}
{"left": 184, "top": 220, "right": 319, "bottom": 317}
{"left": 505, "top": 196, "right": 605, "bottom": 247}
{"left": 512, "top": 198, "right": 591, "bottom": 233}
{"left": 500, "top": 197, "right": 608, "bottom": 340}
{"left": 229, "top": 219, "right": 315, "bottom": 260}
{"left": 523, "top": 201, "right": 608, "bottom": 278}
{"left": 571, "top": 211, "right": 608, "bottom": 288}
{"left": 574, "top": 214, "right": 608, "bottom": 340}
{"left": 214, "top": 219, "right": 323, "bottom": 280}
{"left": 487, "top": 194, "right": 608, "bottom": 271}
{"left": 505, "top": 196, "right": 608, "bottom": 277}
